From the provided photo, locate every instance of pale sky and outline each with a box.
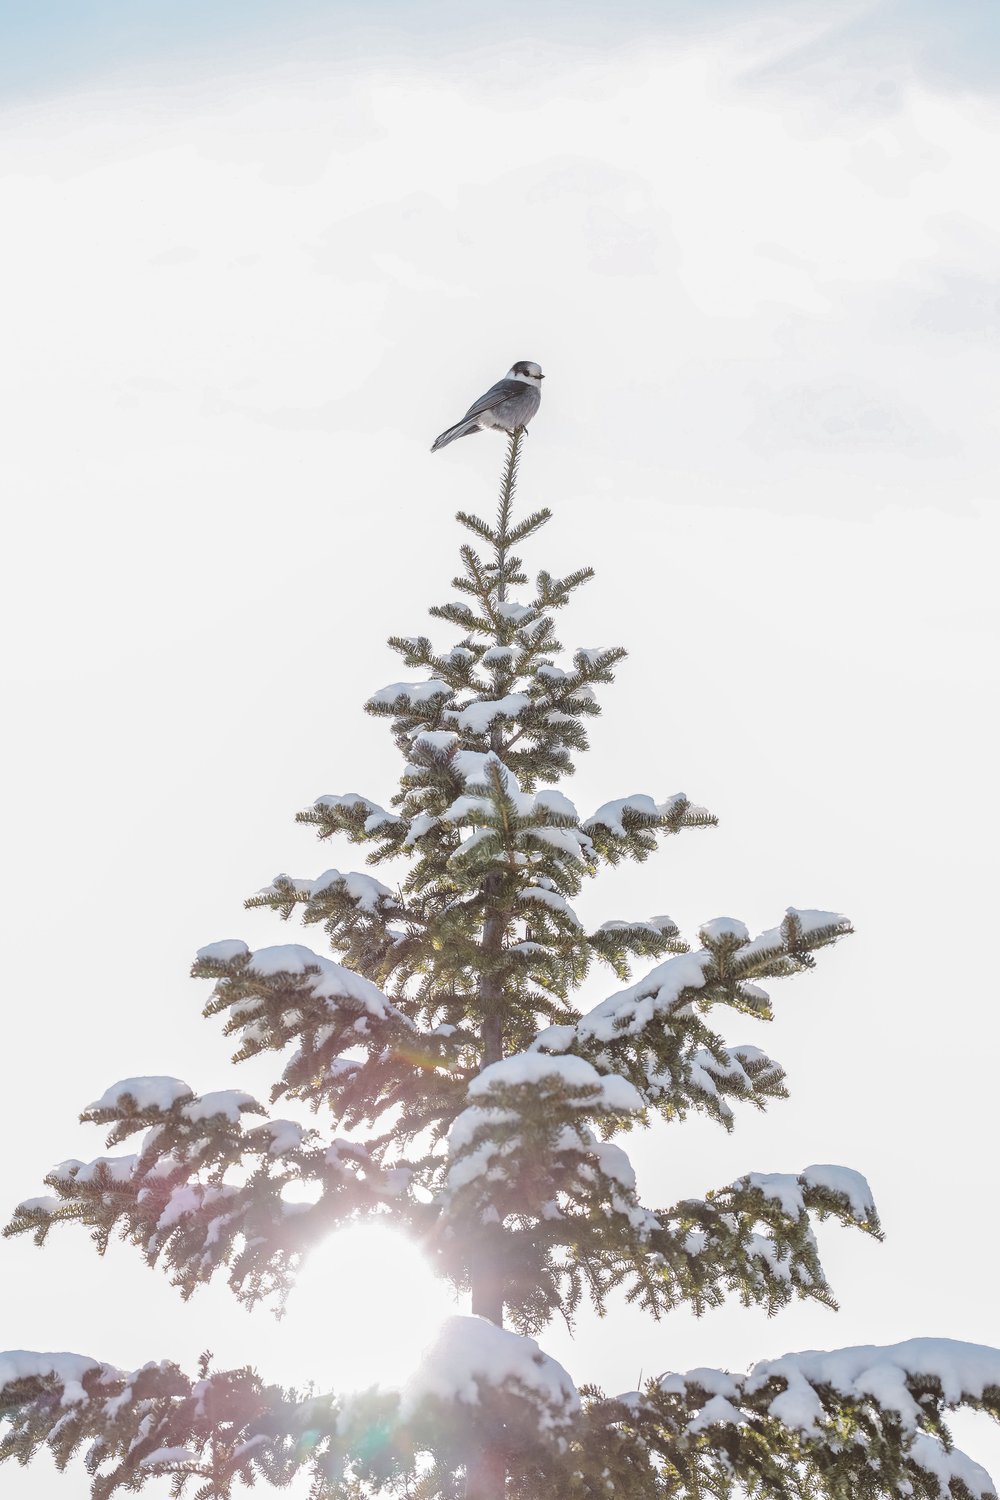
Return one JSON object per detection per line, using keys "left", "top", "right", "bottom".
{"left": 2, "top": 3, "right": 999, "bottom": 1496}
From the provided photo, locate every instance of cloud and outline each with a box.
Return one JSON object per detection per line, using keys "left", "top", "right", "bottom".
{"left": 1, "top": 29, "right": 998, "bottom": 522}
{"left": 731, "top": 0, "right": 1000, "bottom": 105}
{"left": 4, "top": 0, "right": 1000, "bottom": 109}
{"left": 747, "top": 377, "right": 930, "bottom": 455}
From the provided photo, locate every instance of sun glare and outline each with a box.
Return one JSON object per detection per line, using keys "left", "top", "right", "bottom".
{"left": 280, "top": 1224, "right": 461, "bottom": 1394}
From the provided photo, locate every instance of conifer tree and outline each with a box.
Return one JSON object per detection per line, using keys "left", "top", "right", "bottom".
{"left": 3, "top": 433, "right": 999, "bottom": 1500}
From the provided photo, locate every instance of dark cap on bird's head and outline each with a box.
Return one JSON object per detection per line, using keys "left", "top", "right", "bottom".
{"left": 511, "top": 361, "right": 544, "bottom": 381}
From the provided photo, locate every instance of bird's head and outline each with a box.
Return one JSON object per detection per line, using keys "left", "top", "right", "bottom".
{"left": 508, "top": 361, "right": 544, "bottom": 386}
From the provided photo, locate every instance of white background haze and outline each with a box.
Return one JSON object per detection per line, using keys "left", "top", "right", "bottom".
{"left": 1, "top": 2, "right": 998, "bottom": 1493}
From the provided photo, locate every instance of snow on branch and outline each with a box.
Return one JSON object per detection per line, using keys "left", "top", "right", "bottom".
{"left": 193, "top": 941, "right": 413, "bottom": 1079}
{"left": 0, "top": 1349, "right": 355, "bottom": 1496}
{"left": 526, "top": 907, "right": 851, "bottom": 1129}
{"left": 616, "top": 1161, "right": 884, "bottom": 1319}
{"left": 602, "top": 1338, "right": 1000, "bottom": 1500}
{"left": 6, "top": 1146, "right": 391, "bottom": 1313}
{"left": 85, "top": 1077, "right": 195, "bottom": 1115}
{"left": 469, "top": 1053, "right": 643, "bottom": 1115}
{"left": 0, "top": 1350, "right": 115, "bottom": 1407}
{"left": 449, "top": 694, "right": 532, "bottom": 734}
{"left": 254, "top": 868, "right": 394, "bottom": 914}
{"left": 403, "top": 1315, "right": 579, "bottom": 1432}
{"left": 247, "top": 868, "right": 410, "bottom": 978}
{"left": 587, "top": 912, "right": 687, "bottom": 975}
{"left": 583, "top": 792, "right": 718, "bottom": 863}
{"left": 746, "top": 1339, "right": 1000, "bottom": 1432}
{"left": 4, "top": 1333, "right": 997, "bottom": 1500}
{"left": 218, "top": 941, "right": 395, "bottom": 1008}
{"left": 734, "top": 1164, "right": 878, "bottom": 1229}
{"left": 5, "top": 1054, "right": 424, "bottom": 1308}
{"left": 368, "top": 680, "right": 454, "bottom": 710}
{"left": 296, "top": 791, "right": 404, "bottom": 847}
{"left": 562, "top": 950, "right": 716, "bottom": 1045}
{"left": 76, "top": 1076, "right": 263, "bottom": 1149}
{"left": 192, "top": 938, "right": 473, "bottom": 1148}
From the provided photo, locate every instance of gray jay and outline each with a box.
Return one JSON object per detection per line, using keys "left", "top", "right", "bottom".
{"left": 431, "top": 361, "right": 544, "bottom": 452}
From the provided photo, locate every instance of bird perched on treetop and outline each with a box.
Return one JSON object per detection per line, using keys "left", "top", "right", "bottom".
{"left": 431, "top": 361, "right": 544, "bottom": 452}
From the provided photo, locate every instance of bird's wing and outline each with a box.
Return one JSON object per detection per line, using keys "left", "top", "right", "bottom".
{"left": 461, "top": 378, "right": 529, "bottom": 421}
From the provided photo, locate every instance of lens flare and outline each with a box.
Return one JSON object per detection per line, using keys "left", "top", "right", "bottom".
{"left": 279, "top": 1223, "right": 459, "bottom": 1394}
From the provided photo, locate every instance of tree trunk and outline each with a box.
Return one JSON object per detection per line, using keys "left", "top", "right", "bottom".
{"left": 465, "top": 1442, "right": 507, "bottom": 1500}
{"left": 467, "top": 875, "right": 506, "bottom": 1500}
{"left": 466, "top": 438, "right": 519, "bottom": 1500}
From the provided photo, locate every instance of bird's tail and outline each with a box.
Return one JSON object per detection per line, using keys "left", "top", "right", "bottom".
{"left": 430, "top": 418, "right": 481, "bottom": 452}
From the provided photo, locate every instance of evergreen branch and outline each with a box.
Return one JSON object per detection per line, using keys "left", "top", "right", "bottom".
{"left": 581, "top": 792, "right": 719, "bottom": 866}
{"left": 0, "top": 1352, "right": 388, "bottom": 1500}
{"left": 387, "top": 633, "right": 436, "bottom": 666}
{"left": 4, "top": 1066, "right": 433, "bottom": 1310}
{"left": 428, "top": 601, "right": 493, "bottom": 633}
{"left": 506, "top": 508, "right": 552, "bottom": 545}
{"left": 6, "top": 1337, "right": 998, "bottom": 1500}
{"left": 455, "top": 510, "right": 498, "bottom": 544}
{"left": 587, "top": 916, "right": 689, "bottom": 977}
{"left": 575, "top": 1349, "right": 1000, "bottom": 1500}
{"left": 535, "top": 567, "right": 596, "bottom": 610}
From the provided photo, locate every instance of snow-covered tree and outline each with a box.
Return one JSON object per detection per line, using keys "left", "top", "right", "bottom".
{"left": 4, "top": 432, "right": 999, "bottom": 1500}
